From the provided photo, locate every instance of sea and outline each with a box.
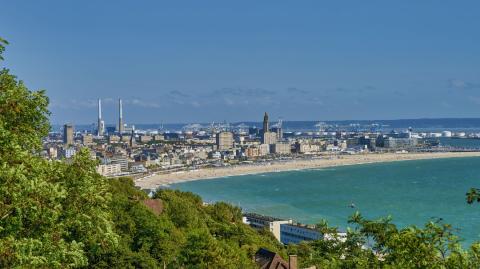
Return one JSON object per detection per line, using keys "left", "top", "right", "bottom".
{"left": 59, "top": 118, "right": 480, "bottom": 245}
{"left": 171, "top": 157, "right": 480, "bottom": 246}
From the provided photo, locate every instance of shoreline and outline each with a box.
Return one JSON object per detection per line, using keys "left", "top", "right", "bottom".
{"left": 134, "top": 152, "right": 480, "bottom": 189}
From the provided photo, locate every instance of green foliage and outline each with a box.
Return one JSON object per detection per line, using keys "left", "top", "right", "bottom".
{"left": 287, "top": 218, "right": 379, "bottom": 269}
{"left": 3, "top": 37, "right": 480, "bottom": 268}
{"left": 467, "top": 188, "right": 480, "bottom": 204}
{"left": 157, "top": 188, "right": 284, "bottom": 268}
{"left": 0, "top": 71, "right": 50, "bottom": 152}
{"left": 288, "top": 213, "right": 480, "bottom": 269}
{"left": 0, "top": 37, "right": 7, "bottom": 60}
{"left": 0, "top": 39, "right": 281, "bottom": 268}
{"left": 87, "top": 178, "right": 283, "bottom": 268}
{"left": 0, "top": 41, "right": 115, "bottom": 268}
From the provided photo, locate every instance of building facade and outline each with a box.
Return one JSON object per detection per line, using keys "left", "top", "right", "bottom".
{"left": 270, "top": 143, "right": 291, "bottom": 155}
{"left": 259, "top": 143, "right": 270, "bottom": 156}
{"left": 109, "top": 135, "right": 120, "bottom": 143}
{"left": 245, "top": 147, "right": 260, "bottom": 158}
{"left": 110, "top": 156, "right": 129, "bottom": 172}
{"left": 140, "top": 135, "right": 153, "bottom": 143}
{"left": 280, "top": 223, "right": 322, "bottom": 245}
{"left": 262, "top": 131, "right": 278, "bottom": 145}
{"left": 243, "top": 213, "right": 292, "bottom": 242}
{"left": 97, "top": 163, "right": 122, "bottom": 176}
{"left": 383, "top": 137, "right": 418, "bottom": 149}
{"left": 60, "top": 147, "right": 76, "bottom": 159}
{"left": 63, "top": 124, "right": 74, "bottom": 145}
{"left": 216, "top": 131, "right": 234, "bottom": 151}
{"left": 82, "top": 134, "right": 93, "bottom": 145}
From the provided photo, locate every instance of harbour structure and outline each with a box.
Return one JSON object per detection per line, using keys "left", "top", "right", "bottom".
{"left": 118, "top": 98, "right": 124, "bottom": 133}
{"left": 271, "top": 118, "right": 283, "bottom": 141}
{"left": 97, "top": 98, "right": 105, "bottom": 136}
{"left": 63, "top": 123, "right": 74, "bottom": 146}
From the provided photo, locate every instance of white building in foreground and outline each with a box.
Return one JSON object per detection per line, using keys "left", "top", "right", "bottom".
{"left": 243, "top": 213, "right": 292, "bottom": 242}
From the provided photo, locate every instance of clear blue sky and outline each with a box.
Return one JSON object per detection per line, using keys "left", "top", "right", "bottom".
{"left": 1, "top": 1, "right": 479, "bottom": 124}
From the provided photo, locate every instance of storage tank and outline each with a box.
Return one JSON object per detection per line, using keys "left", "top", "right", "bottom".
{"left": 442, "top": 131, "right": 452, "bottom": 137}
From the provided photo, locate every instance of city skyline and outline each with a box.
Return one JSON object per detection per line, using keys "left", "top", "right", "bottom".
{"left": 1, "top": 1, "right": 480, "bottom": 124}
{"left": 56, "top": 97, "right": 480, "bottom": 126}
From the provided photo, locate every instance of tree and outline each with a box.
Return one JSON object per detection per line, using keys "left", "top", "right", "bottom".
{"left": 4, "top": 36, "right": 480, "bottom": 268}
{"left": 288, "top": 213, "right": 480, "bottom": 269}
{"left": 467, "top": 188, "right": 480, "bottom": 204}
{"left": 0, "top": 38, "right": 7, "bottom": 60}
{"left": 0, "top": 39, "right": 116, "bottom": 268}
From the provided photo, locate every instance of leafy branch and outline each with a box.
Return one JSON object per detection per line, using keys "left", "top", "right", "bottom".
{"left": 0, "top": 37, "right": 8, "bottom": 60}
{"left": 467, "top": 188, "right": 480, "bottom": 204}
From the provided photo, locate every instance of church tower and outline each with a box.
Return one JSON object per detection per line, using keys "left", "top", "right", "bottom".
{"left": 263, "top": 112, "right": 269, "bottom": 133}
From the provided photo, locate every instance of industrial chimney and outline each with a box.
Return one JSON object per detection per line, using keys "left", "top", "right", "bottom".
{"left": 97, "top": 99, "right": 104, "bottom": 136}
{"left": 118, "top": 98, "right": 124, "bottom": 133}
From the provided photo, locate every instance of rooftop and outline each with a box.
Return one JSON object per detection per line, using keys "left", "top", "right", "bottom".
{"left": 243, "top": 212, "right": 286, "bottom": 222}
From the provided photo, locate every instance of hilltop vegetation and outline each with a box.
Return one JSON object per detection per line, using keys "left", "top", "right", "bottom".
{"left": 0, "top": 39, "right": 281, "bottom": 268}
{"left": 2, "top": 39, "right": 480, "bottom": 268}
{"left": 94, "top": 177, "right": 284, "bottom": 268}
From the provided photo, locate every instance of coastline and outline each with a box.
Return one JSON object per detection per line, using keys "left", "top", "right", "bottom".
{"left": 134, "top": 152, "right": 480, "bottom": 189}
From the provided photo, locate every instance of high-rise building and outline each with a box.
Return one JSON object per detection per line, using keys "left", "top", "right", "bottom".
{"left": 118, "top": 98, "right": 124, "bottom": 133}
{"left": 97, "top": 99, "right": 105, "bottom": 136}
{"left": 216, "top": 131, "right": 234, "bottom": 151}
{"left": 63, "top": 123, "right": 74, "bottom": 145}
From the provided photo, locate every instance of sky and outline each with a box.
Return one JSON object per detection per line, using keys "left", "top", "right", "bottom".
{"left": 1, "top": 1, "right": 479, "bottom": 124}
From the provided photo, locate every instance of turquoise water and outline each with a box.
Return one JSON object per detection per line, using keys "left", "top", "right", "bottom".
{"left": 171, "top": 157, "right": 480, "bottom": 246}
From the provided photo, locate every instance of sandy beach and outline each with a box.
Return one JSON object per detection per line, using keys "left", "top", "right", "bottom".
{"left": 135, "top": 152, "right": 480, "bottom": 189}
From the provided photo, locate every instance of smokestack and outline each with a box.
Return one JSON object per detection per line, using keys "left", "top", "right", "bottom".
{"left": 97, "top": 99, "right": 104, "bottom": 136}
{"left": 118, "top": 98, "right": 124, "bottom": 133}
{"left": 119, "top": 98, "right": 123, "bottom": 119}
{"left": 288, "top": 255, "right": 297, "bottom": 269}
{"left": 98, "top": 99, "right": 102, "bottom": 119}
